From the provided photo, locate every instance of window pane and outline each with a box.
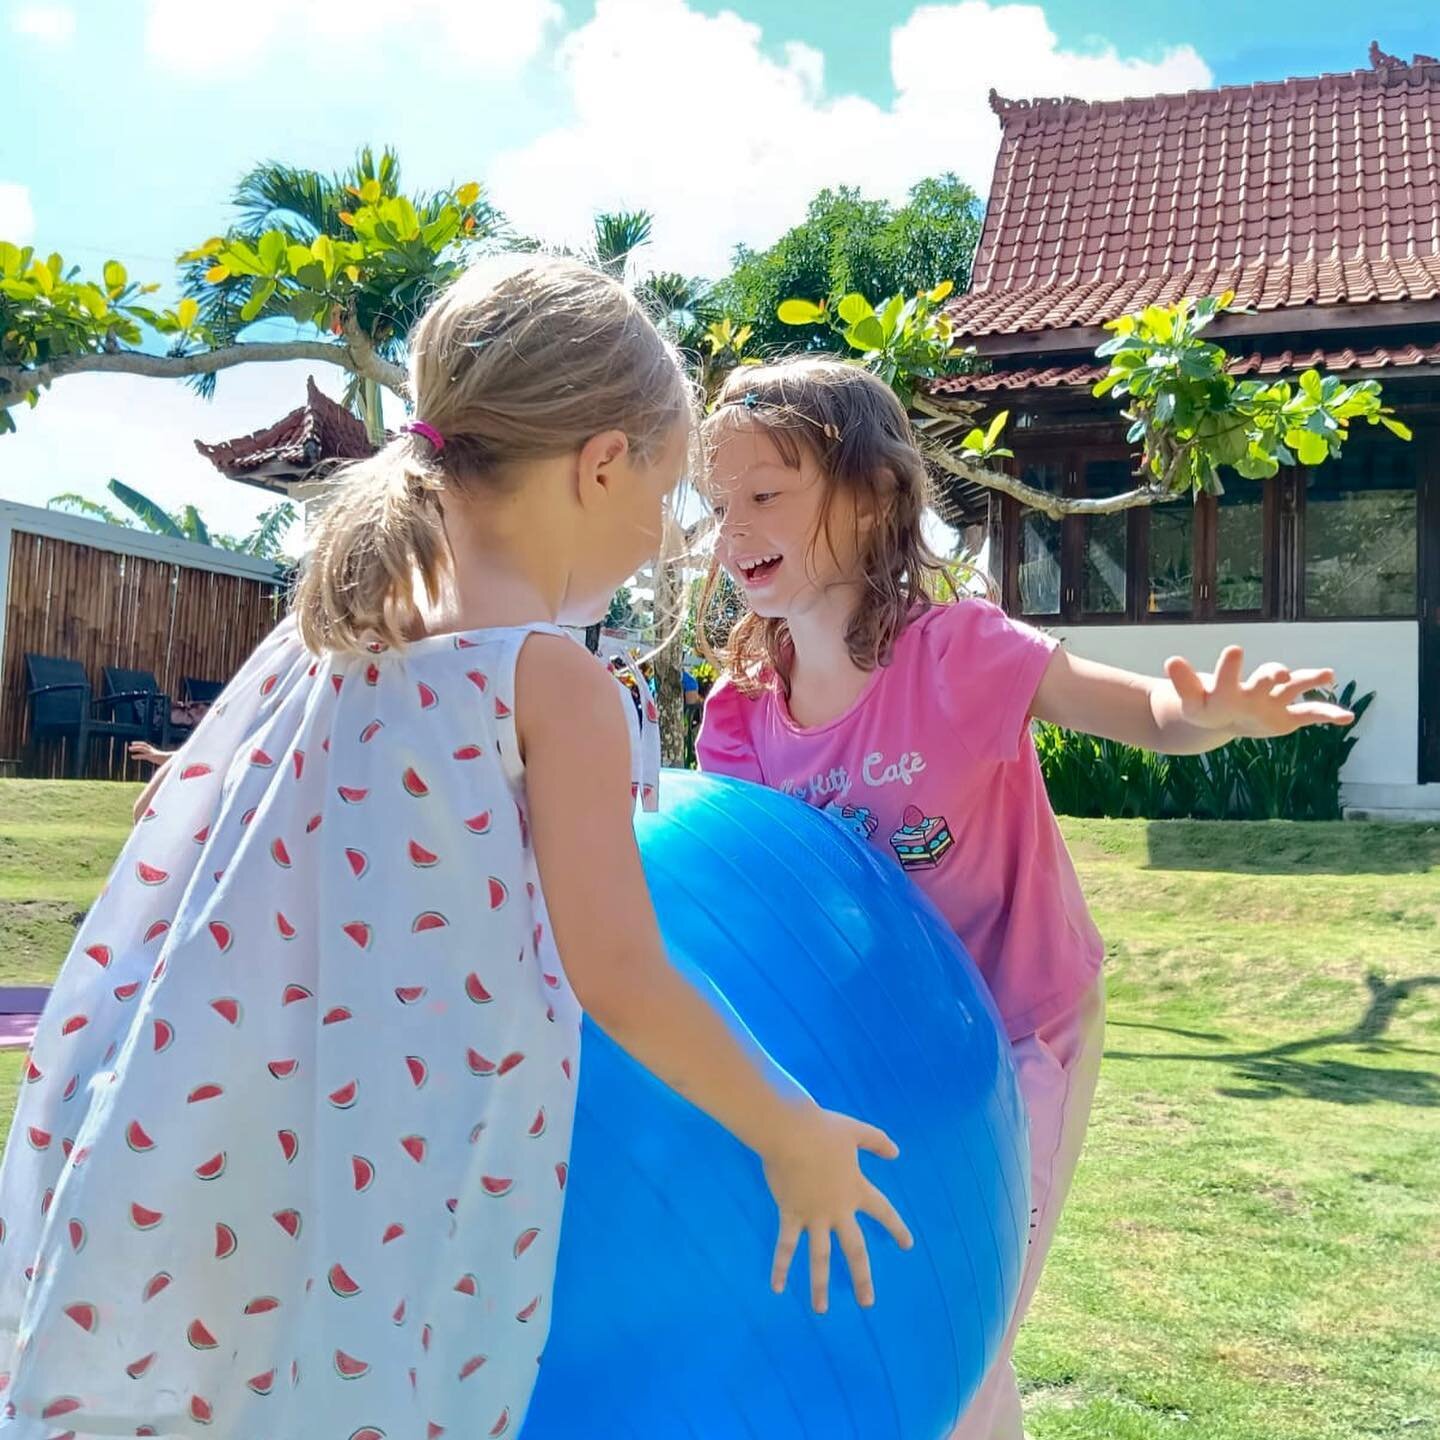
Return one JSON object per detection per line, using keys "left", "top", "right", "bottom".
{"left": 1147, "top": 502, "right": 1195, "bottom": 614}
{"left": 1215, "top": 483, "right": 1265, "bottom": 612}
{"left": 1017, "top": 460, "right": 1063, "bottom": 615}
{"left": 1304, "top": 447, "right": 1416, "bottom": 617}
{"left": 1080, "top": 459, "right": 1130, "bottom": 614}
{"left": 1019, "top": 514, "right": 1061, "bottom": 614}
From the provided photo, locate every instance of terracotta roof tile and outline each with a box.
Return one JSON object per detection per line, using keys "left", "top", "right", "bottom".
{"left": 955, "top": 54, "right": 1440, "bottom": 336}
{"left": 196, "top": 376, "right": 374, "bottom": 478}
{"left": 930, "top": 341, "right": 1440, "bottom": 394}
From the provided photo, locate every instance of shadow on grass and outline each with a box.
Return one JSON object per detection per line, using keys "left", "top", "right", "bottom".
{"left": 1108, "top": 1019, "right": 1231, "bottom": 1043}
{"left": 1143, "top": 820, "right": 1440, "bottom": 875}
{"left": 1105, "top": 972, "right": 1440, "bottom": 1106}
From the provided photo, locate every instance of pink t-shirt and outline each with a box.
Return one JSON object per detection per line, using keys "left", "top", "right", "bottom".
{"left": 697, "top": 599, "right": 1103, "bottom": 1040}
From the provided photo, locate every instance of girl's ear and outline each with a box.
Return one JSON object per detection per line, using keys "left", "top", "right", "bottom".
{"left": 576, "top": 429, "right": 631, "bottom": 511}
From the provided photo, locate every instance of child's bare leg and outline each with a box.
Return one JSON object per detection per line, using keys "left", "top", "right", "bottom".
{"left": 950, "top": 980, "right": 1106, "bottom": 1440}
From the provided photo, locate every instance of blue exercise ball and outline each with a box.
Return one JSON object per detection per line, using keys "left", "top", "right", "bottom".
{"left": 522, "top": 771, "right": 1028, "bottom": 1440}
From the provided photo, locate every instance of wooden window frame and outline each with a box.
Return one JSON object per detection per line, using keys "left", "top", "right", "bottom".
{"left": 1294, "top": 448, "right": 1422, "bottom": 625}
{"left": 1002, "top": 451, "right": 1278, "bottom": 626}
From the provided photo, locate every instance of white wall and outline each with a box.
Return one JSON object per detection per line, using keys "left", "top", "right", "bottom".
{"left": 1052, "top": 621, "right": 1419, "bottom": 790}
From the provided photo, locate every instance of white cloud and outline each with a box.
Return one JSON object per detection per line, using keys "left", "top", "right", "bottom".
{"left": 145, "top": 0, "right": 561, "bottom": 73}
{"left": 0, "top": 183, "right": 35, "bottom": 244}
{"left": 488, "top": 0, "right": 1212, "bottom": 278}
{"left": 11, "top": 3, "right": 74, "bottom": 42}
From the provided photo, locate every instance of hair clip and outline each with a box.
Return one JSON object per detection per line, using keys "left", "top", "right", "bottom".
{"left": 822, "top": 422, "right": 841, "bottom": 441}
{"left": 741, "top": 390, "right": 760, "bottom": 409}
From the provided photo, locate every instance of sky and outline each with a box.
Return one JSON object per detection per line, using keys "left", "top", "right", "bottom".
{"left": 1, "top": 0, "right": 1437, "bottom": 544}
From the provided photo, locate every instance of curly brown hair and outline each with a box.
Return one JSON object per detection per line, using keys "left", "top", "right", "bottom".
{"left": 696, "top": 357, "right": 961, "bottom": 696}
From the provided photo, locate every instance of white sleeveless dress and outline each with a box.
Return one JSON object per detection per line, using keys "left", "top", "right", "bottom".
{"left": 0, "top": 616, "right": 659, "bottom": 1439}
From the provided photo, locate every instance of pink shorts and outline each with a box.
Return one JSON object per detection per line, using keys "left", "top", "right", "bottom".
{"left": 949, "top": 977, "right": 1107, "bottom": 1440}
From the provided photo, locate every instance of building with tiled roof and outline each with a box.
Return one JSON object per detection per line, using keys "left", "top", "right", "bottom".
{"left": 948, "top": 45, "right": 1439, "bottom": 816}
{"left": 195, "top": 375, "right": 375, "bottom": 493}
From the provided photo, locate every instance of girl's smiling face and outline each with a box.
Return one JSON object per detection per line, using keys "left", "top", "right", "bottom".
{"left": 705, "top": 420, "right": 867, "bottom": 621}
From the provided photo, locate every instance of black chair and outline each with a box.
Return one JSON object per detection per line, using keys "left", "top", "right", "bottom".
{"left": 23, "top": 654, "right": 154, "bottom": 778}
{"left": 182, "top": 677, "right": 225, "bottom": 706}
{"left": 100, "top": 666, "right": 172, "bottom": 748}
{"left": 167, "top": 676, "right": 224, "bottom": 742}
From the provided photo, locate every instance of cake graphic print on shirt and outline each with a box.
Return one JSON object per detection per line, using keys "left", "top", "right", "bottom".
{"left": 890, "top": 804, "right": 955, "bottom": 870}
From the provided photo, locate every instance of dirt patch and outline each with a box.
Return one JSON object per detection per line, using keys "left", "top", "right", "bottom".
{"left": 1210, "top": 1342, "right": 1326, "bottom": 1388}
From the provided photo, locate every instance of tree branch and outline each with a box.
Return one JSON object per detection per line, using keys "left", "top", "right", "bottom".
{"left": 921, "top": 440, "right": 1183, "bottom": 517}
{"left": 913, "top": 390, "right": 1181, "bottom": 518}
{"left": 0, "top": 335, "right": 407, "bottom": 412}
{"left": 341, "top": 312, "right": 408, "bottom": 393}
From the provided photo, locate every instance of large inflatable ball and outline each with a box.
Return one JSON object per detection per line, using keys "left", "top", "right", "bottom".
{"left": 523, "top": 771, "right": 1028, "bottom": 1440}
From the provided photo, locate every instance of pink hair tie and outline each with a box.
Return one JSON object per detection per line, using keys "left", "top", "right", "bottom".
{"left": 403, "top": 420, "right": 446, "bottom": 451}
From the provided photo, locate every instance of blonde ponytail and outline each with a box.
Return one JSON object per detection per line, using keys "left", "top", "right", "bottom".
{"left": 293, "top": 253, "right": 692, "bottom": 656}
{"left": 293, "top": 436, "right": 449, "bottom": 656}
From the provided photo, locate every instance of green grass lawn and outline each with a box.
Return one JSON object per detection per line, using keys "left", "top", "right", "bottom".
{"left": 1, "top": 781, "right": 1438, "bottom": 1437}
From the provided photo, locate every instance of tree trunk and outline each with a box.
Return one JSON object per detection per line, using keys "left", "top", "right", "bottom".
{"left": 652, "top": 558, "right": 687, "bottom": 767}
{"left": 362, "top": 377, "right": 386, "bottom": 447}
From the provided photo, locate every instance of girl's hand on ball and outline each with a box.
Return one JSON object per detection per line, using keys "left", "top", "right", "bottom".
{"left": 761, "top": 1103, "right": 913, "bottom": 1312}
{"left": 1164, "top": 646, "right": 1354, "bottom": 738}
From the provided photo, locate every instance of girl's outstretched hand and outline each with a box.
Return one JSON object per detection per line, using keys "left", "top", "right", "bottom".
{"left": 1164, "top": 646, "right": 1355, "bottom": 738}
{"left": 760, "top": 1102, "right": 913, "bottom": 1313}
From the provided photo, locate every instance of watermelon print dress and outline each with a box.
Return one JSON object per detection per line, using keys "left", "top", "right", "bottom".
{"left": 0, "top": 616, "right": 659, "bottom": 1440}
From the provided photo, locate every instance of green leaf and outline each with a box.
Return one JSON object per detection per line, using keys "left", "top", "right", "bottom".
{"left": 845, "top": 314, "right": 886, "bottom": 351}
{"left": 927, "top": 279, "right": 955, "bottom": 303}
{"left": 1286, "top": 429, "right": 1329, "bottom": 465}
{"left": 239, "top": 279, "right": 276, "bottom": 323}
{"left": 421, "top": 211, "right": 462, "bottom": 251}
{"left": 257, "top": 230, "right": 287, "bottom": 274}
{"left": 1299, "top": 369, "right": 1324, "bottom": 402}
{"left": 1234, "top": 448, "right": 1280, "bottom": 479}
{"left": 983, "top": 409, "right": 1009, "bottom": 449}
{"left": 220, "top": 240, "right": 264, "bottom": 278}
{"left": 180, "top": 505, "right": 211, "bottom": 545}
{"left": 777, "top": 298, "right": 827, "bottom": 326}
{"left": 1139, "top": 305, "right": 1174, "bottom": 342}
{"left": 836, "top": 292, "right": 873, "bottom": 326}
{"left": 102, "top": 259, "right": 128, "bottom": 295}
{"left": 107, "top": 478, "right": 185, "bottom": 539}
{"left": 176, "top": 296, "right": 199, "bottom": 330}
{"left": 293, "top": 262, "right": 327, "bottom": 292}
{"left": 1379, "top": 415, "right": 1414, "bottom": 441}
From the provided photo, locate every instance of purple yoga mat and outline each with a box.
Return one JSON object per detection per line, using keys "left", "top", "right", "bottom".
{"left": 0, "top": 988, "right": 48, "bottom": 1051}
{"left": 0, "top": 1012, "right": 38, "bottom": 1050}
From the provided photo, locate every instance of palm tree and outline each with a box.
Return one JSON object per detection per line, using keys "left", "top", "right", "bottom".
{"left": 634, "top": 270, "right": 720, "bottom": 353}
{"left": 176, "top": 146, "right": 507, "bottom": 440}
{"left": 49, "top": 479, "right": 297, "bottom": 560}
{"left": 589, "top": 210, "right": 654, "bottom": 282}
